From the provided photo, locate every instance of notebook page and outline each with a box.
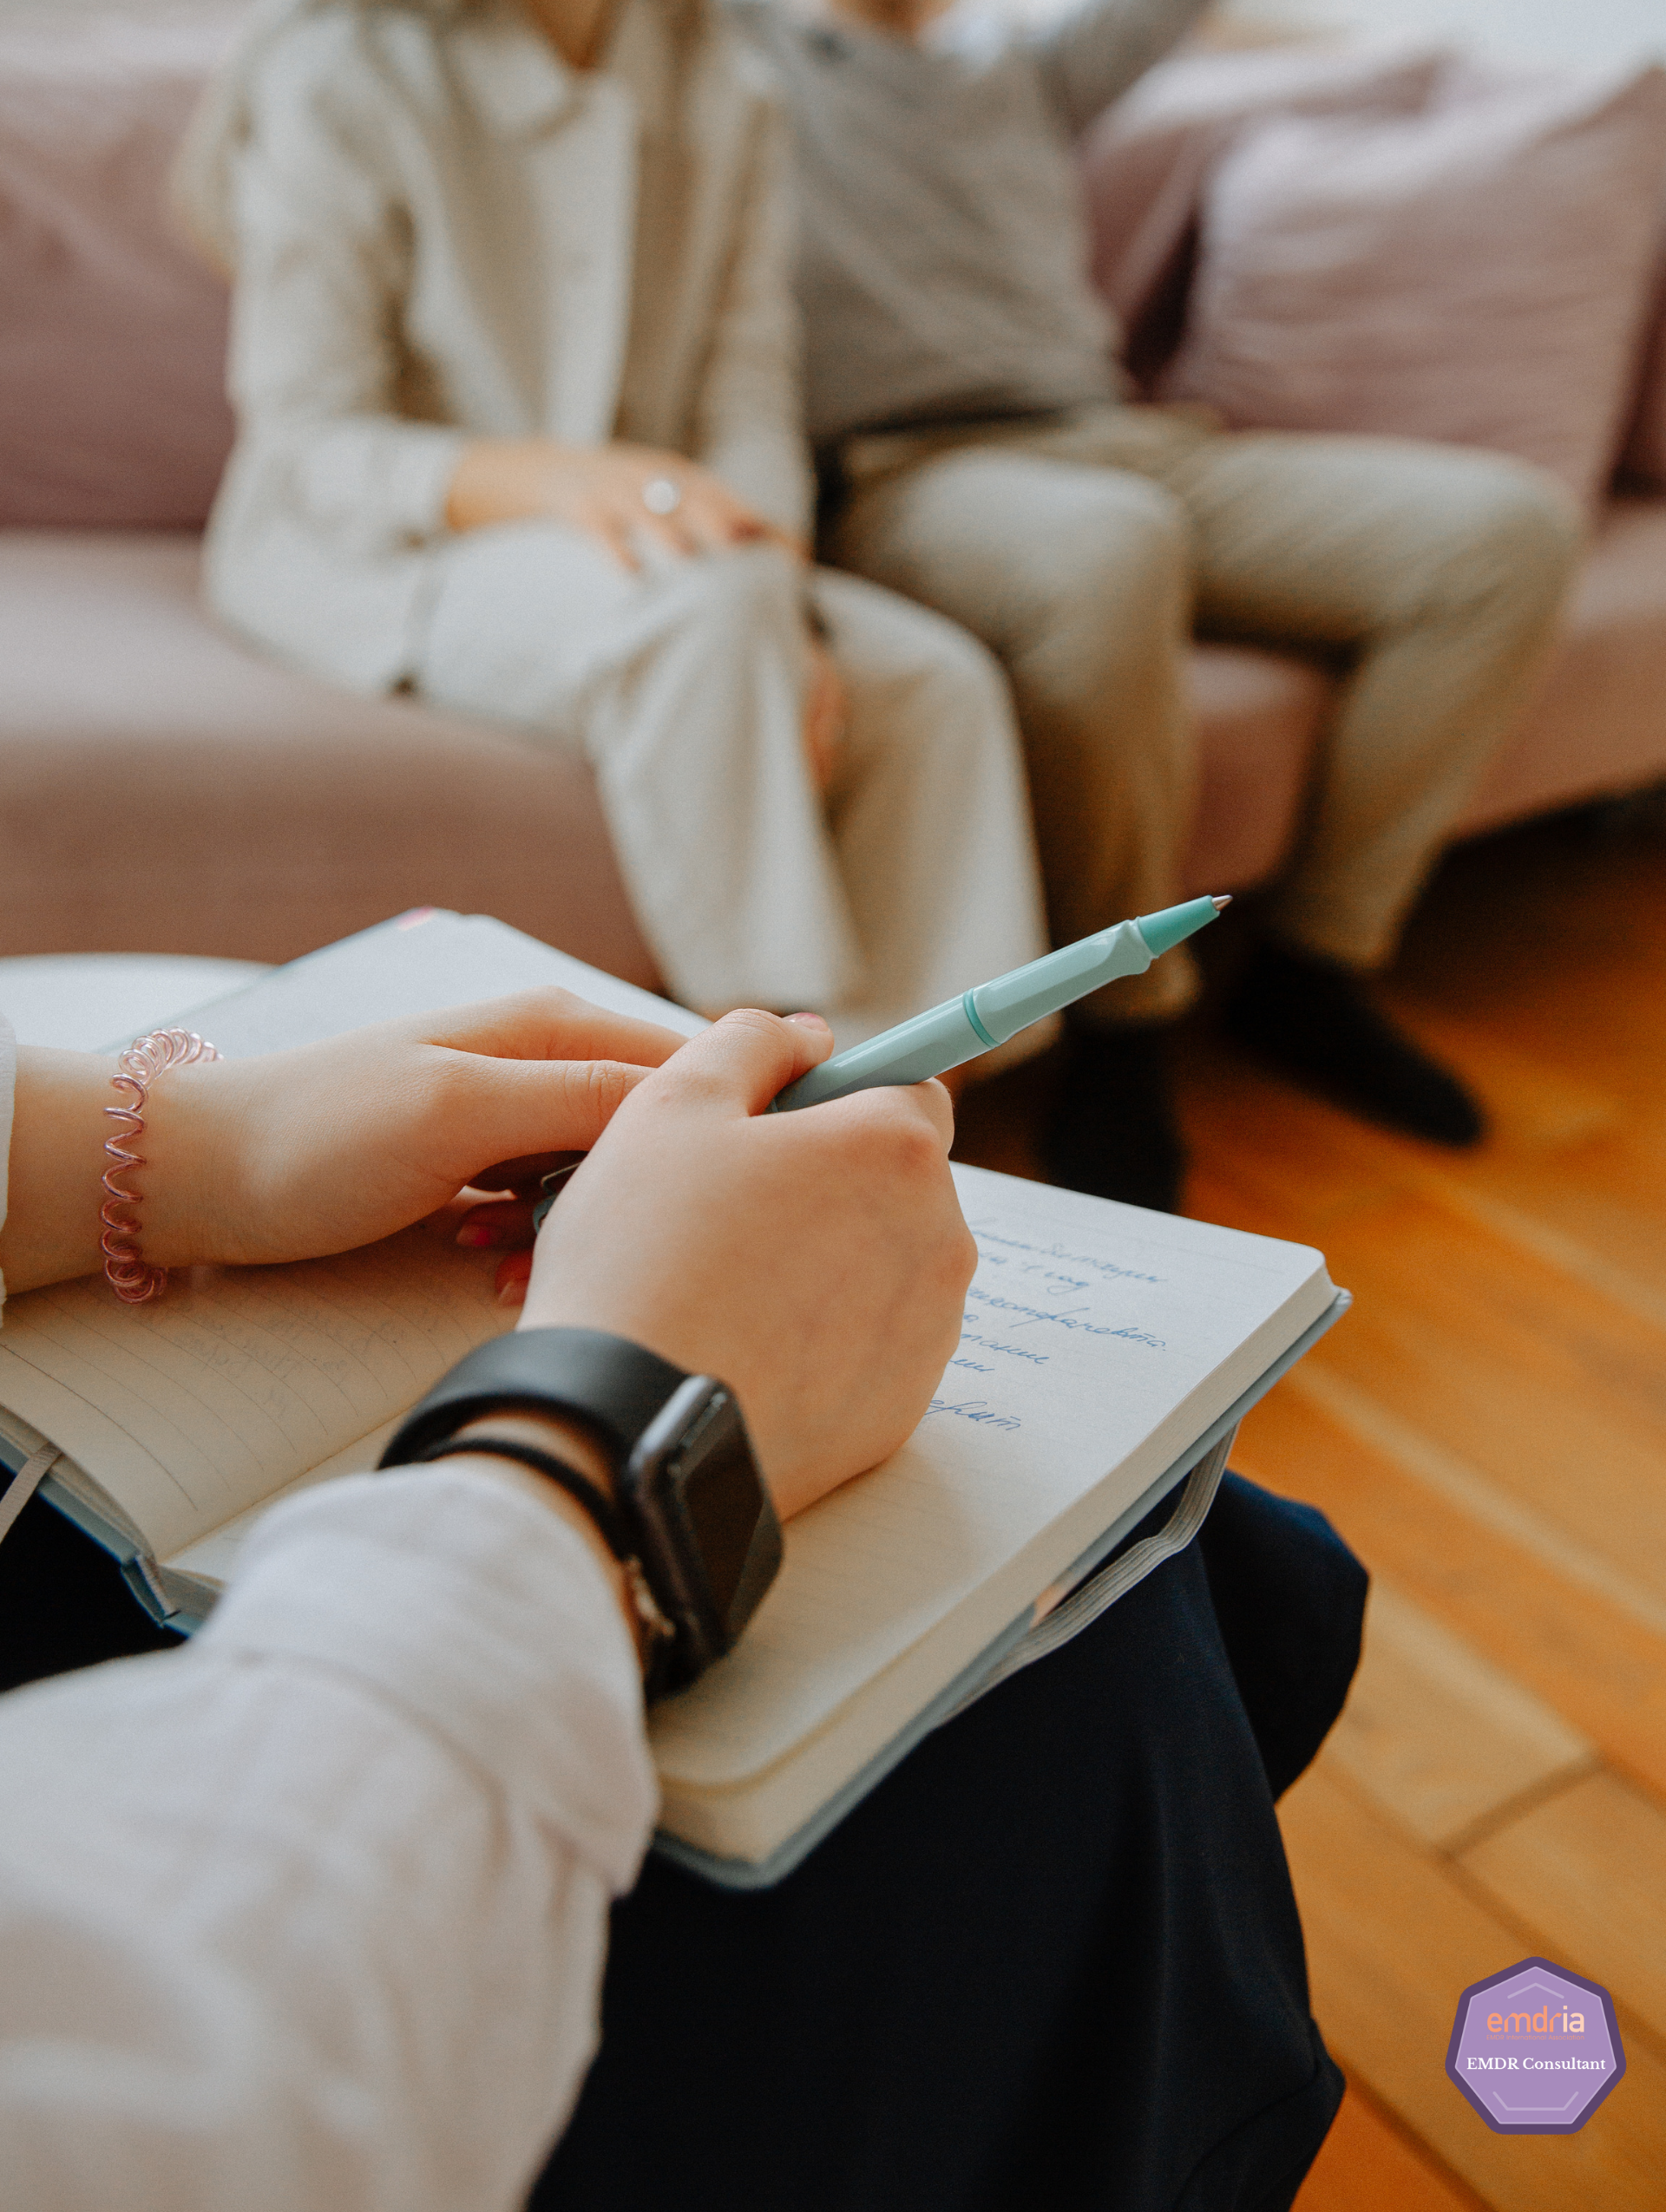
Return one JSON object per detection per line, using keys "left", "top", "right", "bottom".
{"left": 0, "top": 1234, "right": 507, "bottom": 1562}
{"left": 164, "top": 1417, "right": 405, "bottom": 1587}
{"left": 164, "top": 910, "right": 705, "bottom": 1060}
{"left": 651, "top": 1165, "right": 1333, "bottom": 1796}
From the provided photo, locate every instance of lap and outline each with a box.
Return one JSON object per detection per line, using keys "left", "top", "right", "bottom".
{"left": 536, "top": 1474, "right": 1362, "bottom": 2212}
{"left": 416, "top": 524, "right": 806, "bottom": 730}
{"left": 832, "top": 439, "right": 1192, "bottom": 661}
{"left": 0, "top": 1489, "right": 180, "bottom": 1694}
{"left": 3, "top": 1469, "right": 1358, "bottom": 2212}
{"left": 835, "top": 407, "right": 1577, "bottom": 654}
{"left": 811, "top": 563, "right": 1000, "bottom": 687}
{"left": 1015, "top": 403, "right": 1572, "bottom": 559}
{"left": 417, "top": 522, "right": 994, "bottom": 734}
{"left": 1158, "top": 429, "right": 1582, "bottom": 645}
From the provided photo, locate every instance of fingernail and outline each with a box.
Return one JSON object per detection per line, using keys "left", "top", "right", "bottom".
{"left": 495, "top": 1279, "right": 528, "bottom": 1308}
{"left": 456, "top": 1224, "right": 501, "bottom": 1248}
{"left": 787, "top": 1011, "right": 830, "bottom": 1031}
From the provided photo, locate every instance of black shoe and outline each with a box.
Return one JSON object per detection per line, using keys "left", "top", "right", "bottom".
{"left": 1222, "top": 943, "right": 1486, "bottom": 1146}
{"left": 1041, "top": 1024, "right": 1186, "bottom": 1212}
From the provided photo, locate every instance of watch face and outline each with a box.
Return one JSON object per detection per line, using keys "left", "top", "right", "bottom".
{"left": 631, "top": 1378, "right": 784, "bottom": 1680}
{"left": 671, "top": 1391, "right": 776, "bottom": 1642}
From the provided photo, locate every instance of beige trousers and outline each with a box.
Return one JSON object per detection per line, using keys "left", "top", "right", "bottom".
{"left": 829, "top": 405, "right": 1584, "bottom": 1022}
{"left": 415, "top": 526, "right": 1047, "bottom": 1048}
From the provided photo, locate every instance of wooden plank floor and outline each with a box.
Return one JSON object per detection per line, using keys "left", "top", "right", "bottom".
{"left": 953, "top": 806, "right": 1666, "bottom": 2208}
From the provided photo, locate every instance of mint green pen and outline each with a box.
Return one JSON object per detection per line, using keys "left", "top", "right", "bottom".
{"left": 772, "top": 894, "right": 1230, "bottom": 1113}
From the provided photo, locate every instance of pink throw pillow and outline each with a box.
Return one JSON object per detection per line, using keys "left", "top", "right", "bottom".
{"left": 0, "top": 17, "right": 237, "bottom": 529}
{"left": 1618, "top": 222, "right": 1666, "bottom": 488}
{"left": 1079, "top": 42, "right": 1448, "bottom": 383}
{"left": 1158, "top": 62, "right": 1666, "bottom": 507}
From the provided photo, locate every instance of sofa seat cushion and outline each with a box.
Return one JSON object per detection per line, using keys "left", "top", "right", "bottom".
{"left": 0, "top": 532, "right": 1334, "bottom": 978}
{"left": 13, "top": 512, "right": 1655, "bottom": 986}
{"left": 1620, "top": 225, "right": 1666, "bottom": 489}
{"left": 0, "top": 531, "right": 657, "bottom": 981}
{"left": 1181, "top": 642, "right": 1331, "bottom": 893}
{"left": 1459, "top": 496, "right": 1666, "bottom": 833}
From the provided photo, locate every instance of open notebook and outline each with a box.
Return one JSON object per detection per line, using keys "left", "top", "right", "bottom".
{"left": 0, "top": 912, "right": 1347, "bottom": 1884}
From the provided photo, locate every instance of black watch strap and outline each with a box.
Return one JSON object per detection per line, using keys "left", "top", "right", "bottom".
{"left": 379, "top": 1328, "right": 689, "bottom": 1476}
{"left": 410, "top": 1436, "right": 633, "bottom": 1559}
{"left": 378, "top": 1328, "right": 780, "bottom": 1699}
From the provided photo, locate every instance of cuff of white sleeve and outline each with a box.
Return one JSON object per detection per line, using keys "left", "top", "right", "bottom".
{"left": 702, "top": 435, "right": 814, "bottom": 542}
{"left": 203, "top": 1469, "right": 658, "bottom": 1894}
{"left": 295, "top": 420, "right": 470, "bottom": 548}
{"left": 380, "top": 422, "right": 471, "bottom": 542}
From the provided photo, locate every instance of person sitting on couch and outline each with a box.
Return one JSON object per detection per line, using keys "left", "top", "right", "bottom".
{"left": 0, "top": 989, "right": 1367, "bottom": 2210}
{"left": 735, "top": 0, "right": 1585, "bottom": 1207}
{"left": 172, "top": 0, "right": 1049, "bottom": 1057}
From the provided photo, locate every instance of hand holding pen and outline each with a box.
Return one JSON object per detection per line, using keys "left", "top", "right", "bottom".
{"left": 506, "top": 896, "right": 1230, "bottom": 1259}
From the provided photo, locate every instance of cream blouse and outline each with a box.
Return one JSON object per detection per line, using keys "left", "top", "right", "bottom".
{"left": 187, "top": 0, "right": 813, "bottom": 690}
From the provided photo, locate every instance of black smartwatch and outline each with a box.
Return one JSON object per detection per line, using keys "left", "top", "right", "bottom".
{"left": 378, "top": 1329, "right": 783, "bottom": 1698}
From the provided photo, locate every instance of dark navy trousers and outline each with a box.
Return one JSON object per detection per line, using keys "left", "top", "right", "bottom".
{"left": 539, "top": 1472, "right": 1365, "bottom": 2212}
{"left": 1, "top": 1470, "right": 1366, "bottom": 2212}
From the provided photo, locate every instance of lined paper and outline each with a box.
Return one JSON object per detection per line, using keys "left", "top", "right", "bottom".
{"left": 0, "top": 1234, "right": 506, "bottom": 1563}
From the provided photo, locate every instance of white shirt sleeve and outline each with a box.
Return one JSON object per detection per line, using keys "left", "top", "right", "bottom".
{"left": 221, "top": 18, "right": 469, "bottom": 551}
{"left": 0, "top": 1010, "right": 16, "bottom": 1315}
{"left": 0, "top": 1464, "right": 658, "bottom": 2212}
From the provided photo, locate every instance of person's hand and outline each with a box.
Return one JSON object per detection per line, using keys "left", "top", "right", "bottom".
{"left": 445, "top": 436, "right": 798, "bottom": 571}
{"left": 164, "top": 991, "right": 691, "bottom": 1270}
{"left": 510, "top": 1010, "right": 976, "bottom": 1521}
{"left": 0, "top": 991, "right": 686, "bottom": 1295}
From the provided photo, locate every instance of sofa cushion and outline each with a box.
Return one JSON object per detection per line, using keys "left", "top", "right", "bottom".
{"left": 0, "top": 16, "right": 236, "bottom": 527}
{"left": 1459, "top": 498, "right": 1666, "bottom": 833}
{"left": 1079, "top": 40, "right": 1447, "bottom": 388}
{"left": 1180, "top": 645, "right": 1329, "bottom": 893}
{"left": 1159, "top": 61, "right": 1666, "bottom": 506}
{"left": 0, "top": 532, "right": 657, "bottom": 982}
{"left": 9, "top": 498, "right": 1661, "bottom": 981}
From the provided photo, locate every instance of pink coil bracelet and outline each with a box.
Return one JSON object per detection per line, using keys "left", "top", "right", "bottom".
{"left": 101, "top": 1029, "right": 221, "bottom": 1303}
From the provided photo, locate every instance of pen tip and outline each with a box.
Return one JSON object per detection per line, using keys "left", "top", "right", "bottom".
{"left": 1210, "top": 894, "right": 1232, "bottom": 911}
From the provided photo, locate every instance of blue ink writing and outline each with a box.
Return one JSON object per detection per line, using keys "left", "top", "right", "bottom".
{"left": 971, "top": 1225, "right": 1164, "bottom": 1287}
{"left": 926, "top": 1397, "right": 1023, "bottom": 1434}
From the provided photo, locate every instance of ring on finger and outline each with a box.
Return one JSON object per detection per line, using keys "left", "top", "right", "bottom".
{"left": 642, "top": 476, "right": 683, "bottom": 516}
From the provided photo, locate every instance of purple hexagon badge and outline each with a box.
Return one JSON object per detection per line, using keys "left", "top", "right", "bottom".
{"left": 1446, "top": 1958, "right": 1625, "bottom": 2133}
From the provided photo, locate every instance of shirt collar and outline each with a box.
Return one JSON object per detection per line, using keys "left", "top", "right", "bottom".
{"left": 449, "top": 0, "right": 676, "bottom": 139}
{"left": 450, "top": 0, "right": 587, "bottom": 137}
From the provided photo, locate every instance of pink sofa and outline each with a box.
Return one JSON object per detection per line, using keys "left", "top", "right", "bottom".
{"left": 3, "top": 17, "right": 1663, "bottom": 977}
